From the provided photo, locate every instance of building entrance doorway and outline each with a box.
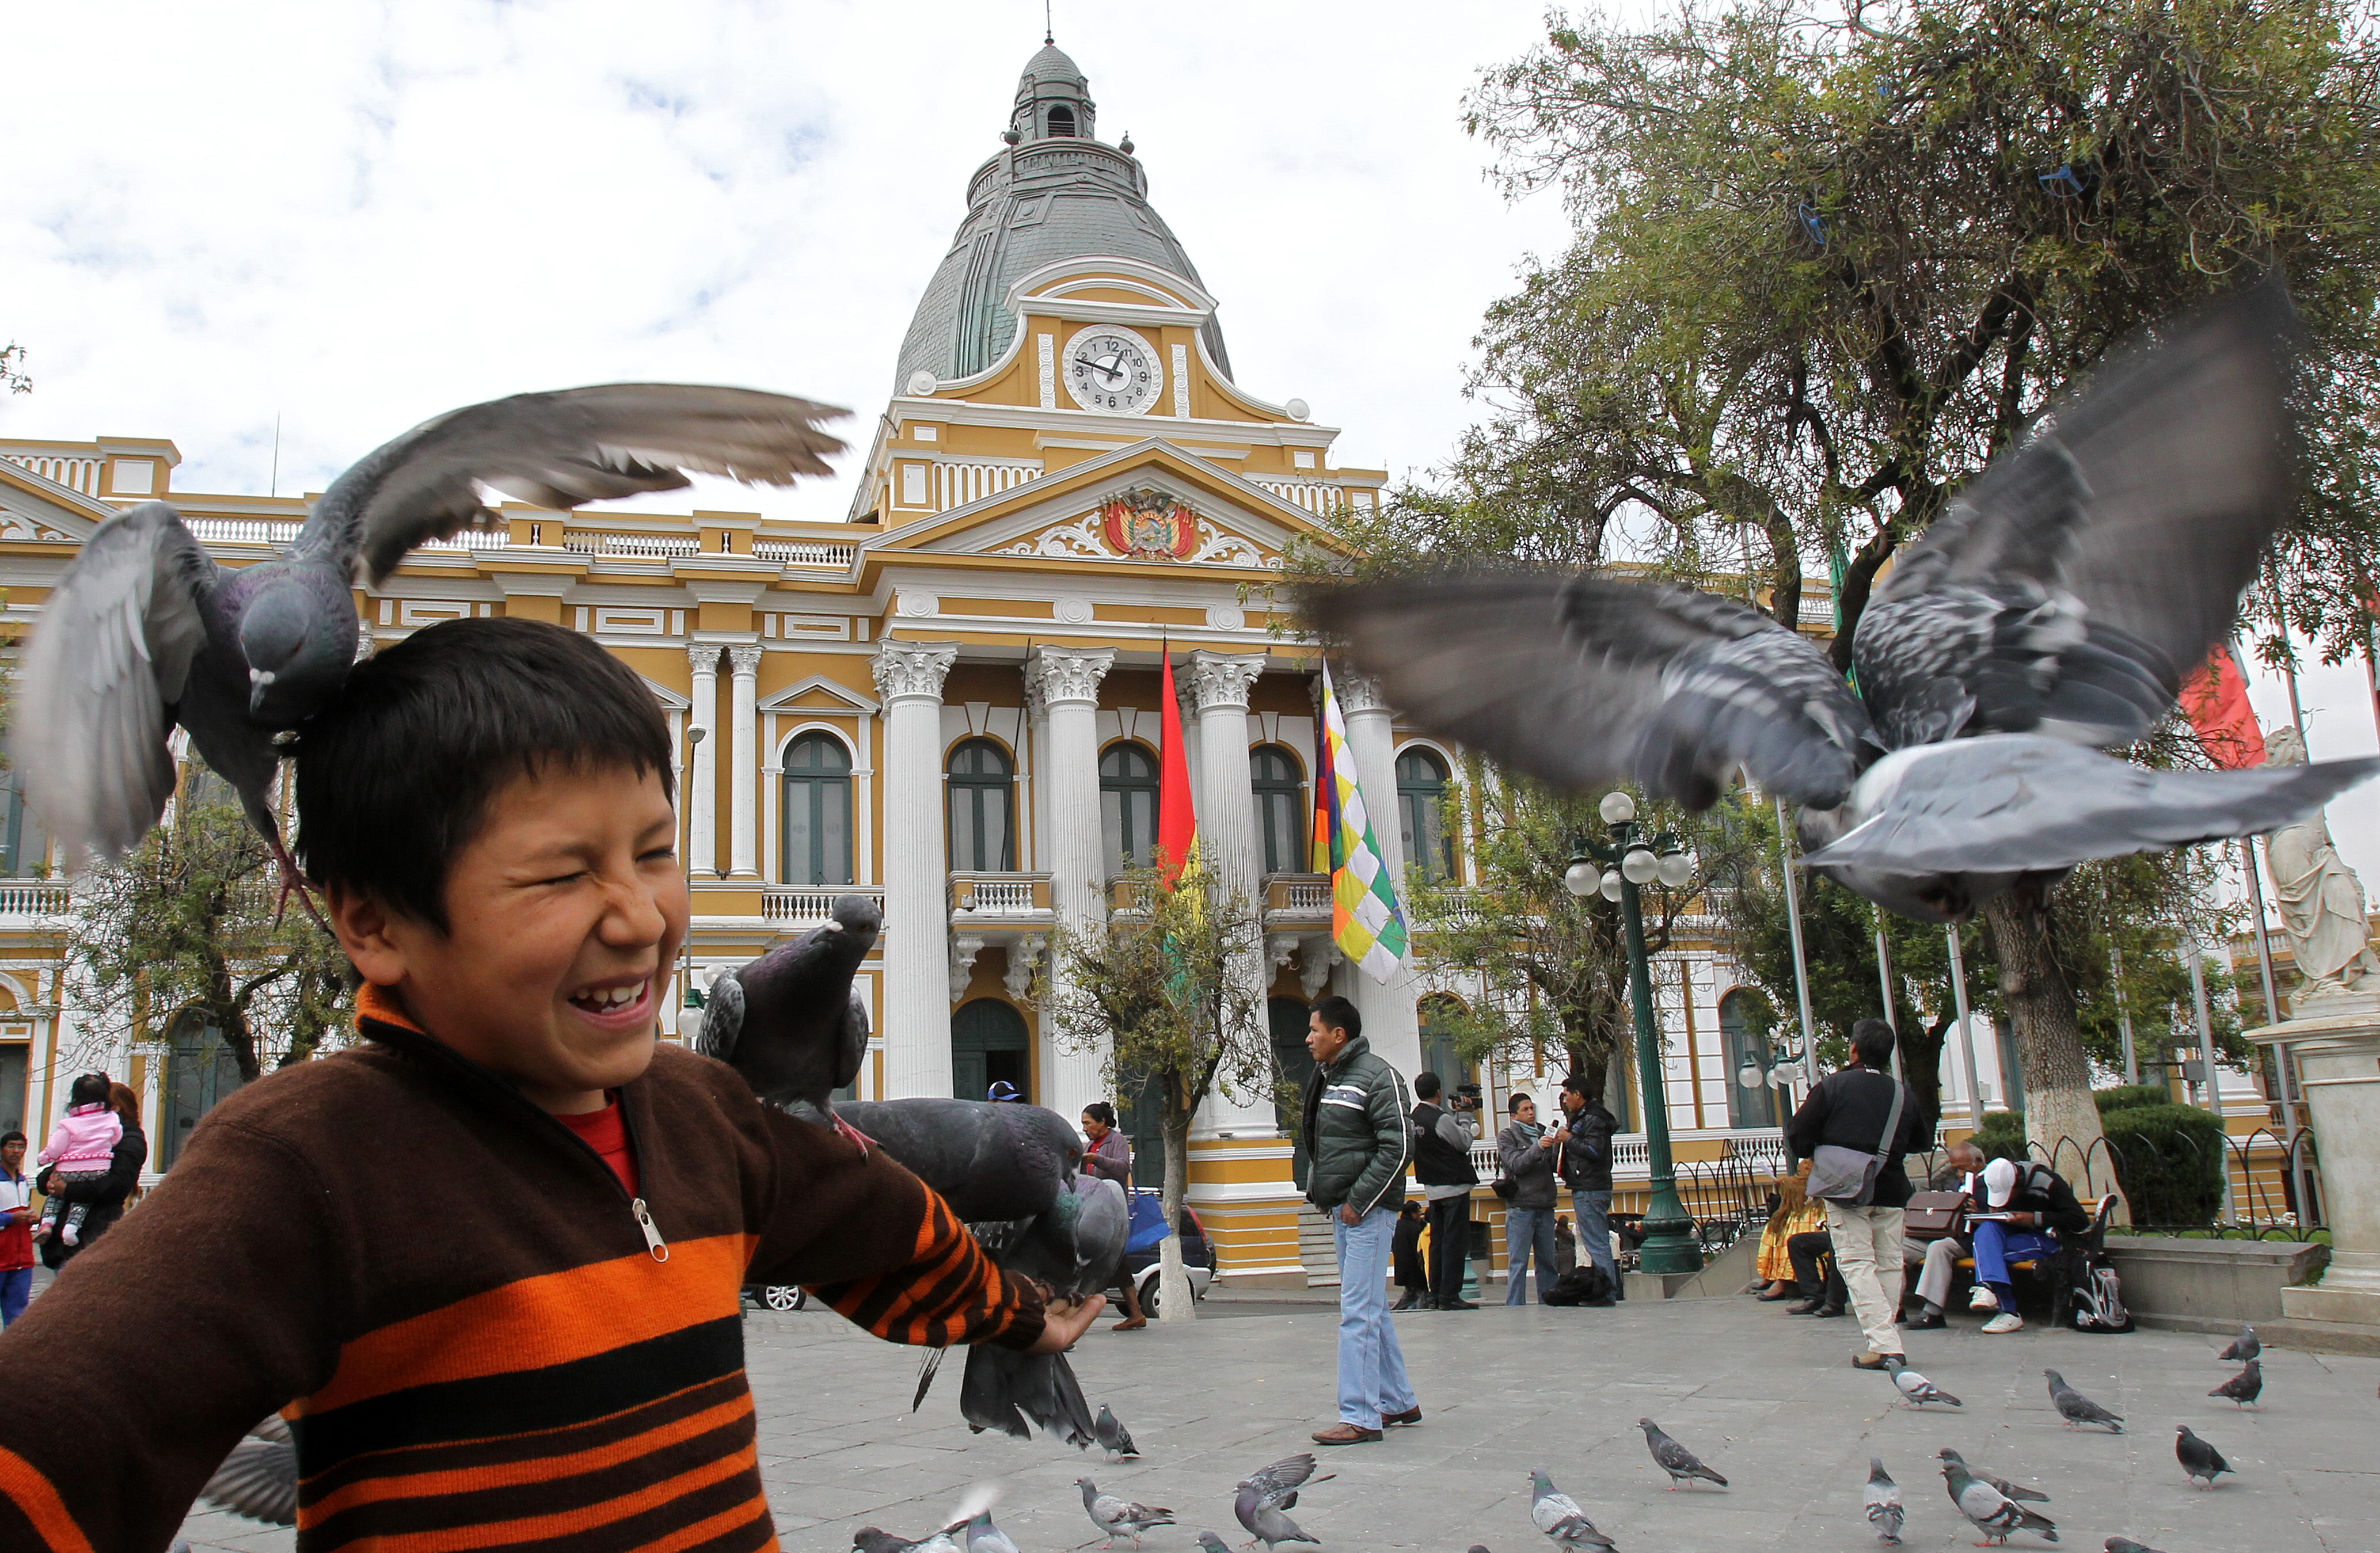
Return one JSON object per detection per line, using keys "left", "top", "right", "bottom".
{"left": 952, "top": 998, "right": 1031, "bottom": 1104}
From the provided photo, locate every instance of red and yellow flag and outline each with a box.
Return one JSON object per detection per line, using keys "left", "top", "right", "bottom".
{"left": 1155, "top": 648, "right": 1199, "bottom": 888}
{"left": 2180, "top": 642, "right": 2265, "bottom": 770}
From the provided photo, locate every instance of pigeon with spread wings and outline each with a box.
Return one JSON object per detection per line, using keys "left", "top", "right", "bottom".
{"left": 1306, "top": 281, "right": 2378, "bottom": 923}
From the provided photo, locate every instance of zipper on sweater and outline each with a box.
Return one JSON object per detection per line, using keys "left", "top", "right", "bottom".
{"left": 632, "top": 1198, "right": 670, "bottom": 1262}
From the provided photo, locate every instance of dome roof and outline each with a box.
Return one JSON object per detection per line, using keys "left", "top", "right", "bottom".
{"left": 894, "top": 47, "right": 1230, "bottom": 390}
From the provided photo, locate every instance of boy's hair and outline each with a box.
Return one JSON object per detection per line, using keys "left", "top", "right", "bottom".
{"left": 1310, "top": 995, "right": 1360, "bottom": 1041}
{"left": 294, "top": 618, "right": 675, "bottom": 931}
{"left": 67, "top": 1072, "right": 110, "bottom": 1108}
{"left": 1413, "top": 1072, "right": 1442, "bottom": 1100}
{"left": 1850, "top": 1018, "right": 1898, "bottom": 1071}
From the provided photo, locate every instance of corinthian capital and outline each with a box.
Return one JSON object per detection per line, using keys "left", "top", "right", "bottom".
{"left": 1026, "top": 645, "right": 1115, "bottom": 709}
{"left": 872, "top": 641, "right": 958, "bottom": 703}
{"left": 1186, "top": 652, "right": 1266, "bottom": 714}
{"left": 725, "top": 644, "right": 765, "bottom": 677}
{"left": 1329, "top": 666, "right": 1391, "bottom": 716}
{"left": 688, "top": 644, "right": 723, "bottom": 676}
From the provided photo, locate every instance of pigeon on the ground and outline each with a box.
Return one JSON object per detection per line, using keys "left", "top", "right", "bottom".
{"left": 856, "top": 1526, "right": 965, "bottom": 1553}
{"left": 2210, "top": 1358, "right": 2263, "bottom": 1408}
{"left": 2176, "top": 1425, "right": 2233, "bottom": 1487}
{"left": 1304, "top": 281, "right": 2376, "bottom": 925}
{"left": 1470, "top": 1547, "right": 1492, "bottom": 1552}
{"left": 2216, "top": 1324, "right": 2260, "bottom": 1362}
{"left": 1865, "top": 1456, "right": 1904, "bottom": 1545}
{"left": 1884, "top": 1354, "right": 1962, "bottom": 1408}
{"left": 196, "top": 1413, "right": 297, "bottom": 1526}
{"left": 1199, "top": 1536, "right": 1237, "bottom": 1553}
{"left": 1081, "top": 1479, "right": 1177, "bottom": 1550}
{"left": 2044, "top": 1369, "right": 2124, "bottom": 1432}
{"left": 1937, "top": 1449, "right": 2048, "bottom": 1503}
{"left": 694, "top": 895, "right": 879, "bottom": 1152}
{"left": 1235, "top": 1454, "right": 1332, "bottom": 1550}
{"left": 2105, "top": 1541, "right": 2168, "bottom": 1553}
{"left": 1941, "top": 1450, "right": 2060, "bottom": 1545}
{"left": 1529, "top": 1470, "right": 1618, "bottom": 1552}
{"left": 1637, "top": 1417, "right": 1727, "bottom": 1489}
{"left": 13, "top": 383, "right": 844, "bottom": 911}
{"left": 966, "top": 1510, "right": 1022, "bottom": 1553}
{"left": 1095, "top": 1403, "right": 1140, "bottom": 1460}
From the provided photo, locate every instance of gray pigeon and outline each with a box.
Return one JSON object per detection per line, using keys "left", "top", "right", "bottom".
{"left": 2105, "top": 1541, "right": 2168, "bottom": 1553}
{"left": 1095, "top": 1403, "right": 1140, "bottom": 1460}
{"left": 197, "top": 1413, "right": 297, "bottom": 1526}
{"left": 1865, "top": 1457, "right": 1903, "bottom": 1545}
{"left": 1637, "top": 1417, "right": 1727, "bottom": 1489}
{"left": 2044, "top": 1369, "right": 2124, "bottom": 1432}
{"left": 2209, "top": 1358, "right": 2263, "bottom": 1408}
{"left": 1937, "top": 1449, "right": 2048, "bottom": 1504}
{"left": 13, "top": 384, "right": 844, "bottom": 909}
{"left": 1940, "top": 1450, "right": 2059, "bottom": 1545}
{"left": 1528, "top": 1471, "right": 1618, "bottom": 1552}
{"left": 1235, "top": 1454, "right": 1332, "bottom": 1550}
{"left": 693, "top": 896, "right": 879, "bottom": 1150}
{"left": 2216, "top": 1324, "right": 2259, "bottom": 1362}
{"left": 1200, "top": 1536, "right": 1237, "bottom": 1553}
{"left": 1303, "top": 282, "right": 2373, "bottom": 926}
{"left": 1081, "top": 1479, "right": 1177, "bottom": 1550}
{"left": 966, "top": 1510, "right": 1021, "bottom": 1553}
{"left": 856, "top": 1526, "right": 964, "bottom": 1553}
{"left": 1470, "top": 1547, "right": 1492, "bottom": 1552}
{"left": 1884, "top": 1354, "right": 1962, "bottom": 1408}
{"left": 2176, "top": 1425, "right": 2233, "bottom": 1487}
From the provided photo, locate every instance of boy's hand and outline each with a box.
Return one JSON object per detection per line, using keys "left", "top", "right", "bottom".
{"left": 1030, "top": 1293, "right": 1107, "bottom": 1352}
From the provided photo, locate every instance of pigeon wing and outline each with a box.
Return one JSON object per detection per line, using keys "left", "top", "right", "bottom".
{"left": 14, "top": 503, "right": 226, "bottom": 862}
{"left": 200, "top": 1433, "right": 299, "bottom": 1526}
{"left": 1306, "top": 571, "right": 1873, "bottom": 809}
{"left": 302, "top": 384, "right": 847, "bottom": 586}
{"left": 1240, "top": 1454, "right": 1324, "bottom": 1510}
{"left": 693, "top": 966, "right": 745, "bottom": 1062}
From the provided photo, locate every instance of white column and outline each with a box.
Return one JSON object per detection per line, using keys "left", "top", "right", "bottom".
{"left": 1333, "top": 669, "right": 1424, "bottom": 1078}
{"left": 726, "top": 644, "right": 762, "bottom": 878}
{"left": 1188, "top": 652, "right": 1276, "bottom": 1136}
{"left": 875, "top": 641, "right": 959, "bottom": 1099}
{"left": 1028, "top": 645, "right": 1115, "bottom": 1122}
{"left": 686, "top": 645, "right": 721, "bottom": 878}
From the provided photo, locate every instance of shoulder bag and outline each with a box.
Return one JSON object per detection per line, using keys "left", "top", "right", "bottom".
{"left": 1805, "top": 1071, "right": 1906, "bottom": 1206}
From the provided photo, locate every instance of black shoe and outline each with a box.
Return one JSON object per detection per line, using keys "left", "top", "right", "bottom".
{"left": 1438, "top": 1298, "right": 1478, "bottom": 1310}
{"left": 1391, "top": 1296, "right": 1417, "bottom": 1311}
{"left": 1813, "top": 1305, "right": 1847, "bottom": 1319}
{"left": 1904, "top": 1310, "right": 1945, "bottom": 1330}
{"left": 1786, "top": 1299, "right": 1824, "bottom": 1315}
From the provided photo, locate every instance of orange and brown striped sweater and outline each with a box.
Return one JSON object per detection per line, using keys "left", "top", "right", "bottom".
{"left": 0, "top": 994, "right": 1045, "bottom": 1551}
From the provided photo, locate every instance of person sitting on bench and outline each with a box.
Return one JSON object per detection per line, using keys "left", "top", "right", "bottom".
{"left": 1968, "top": 1156, "right": 2089, "bottom": 1334}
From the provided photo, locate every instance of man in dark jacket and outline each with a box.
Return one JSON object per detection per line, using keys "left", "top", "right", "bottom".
{"left": 1968, "top": 1155, "right": 2090, "bottom": 1333}
{"left": 1408, "top": 1071, "right": 1478, "bottom": 1311}
{"left": 1784, "top": 1019, "right": 1928, "bottom": 1368}
{"left": 1300, "top": 996, "right": 1418, "bottom": 1445}
{"left": 1555, "top": 1073, "right": 1621, "bottom": 1295}
{"left": 1496, "top": 1093, "right": 1561, "bottom": 1304}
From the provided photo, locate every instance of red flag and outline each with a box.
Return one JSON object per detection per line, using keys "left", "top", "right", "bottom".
{"left": 2181, "top": 642, "right": 2266, "bottom": 769}
{"left": 1155, "top": 647, "right": 1199, "bottom": 888}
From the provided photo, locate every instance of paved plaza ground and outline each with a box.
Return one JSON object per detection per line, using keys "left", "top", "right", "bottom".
{"left": 170, "top": 1281, "right": 2380, "bottom": 1553}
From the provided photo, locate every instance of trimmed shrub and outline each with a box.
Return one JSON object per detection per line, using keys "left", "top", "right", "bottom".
{"left": 2094, "top": 1084, "right": 2170, "bottom": 1116}
{"left": 1972, "top": 1109, "right": 2027, "bottom": 1162}
{"left": 2100, "top": 1103, "right": 2226, "bottom": 1226}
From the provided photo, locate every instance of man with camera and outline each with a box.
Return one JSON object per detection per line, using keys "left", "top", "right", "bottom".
{"left": 1409, "top": 1072, "right": 1480, "bottom": 1311}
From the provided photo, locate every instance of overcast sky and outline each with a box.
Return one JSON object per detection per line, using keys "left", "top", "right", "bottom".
{"left": 4, "top": 0, "right": 2374, "bottom": 909}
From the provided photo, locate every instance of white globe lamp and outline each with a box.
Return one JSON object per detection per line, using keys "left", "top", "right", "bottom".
{"left": 1599, "top": 791, "right": 1636, "bottom": 825}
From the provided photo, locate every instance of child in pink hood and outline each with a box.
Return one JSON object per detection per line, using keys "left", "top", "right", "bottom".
{"left": 35, "top": 1074, "right": 121, "bottom": 1247}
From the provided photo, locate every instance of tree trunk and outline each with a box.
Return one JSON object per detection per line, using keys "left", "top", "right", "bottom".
{"left": 1157, "top": 1111, "right": 1197, "bottom": 1322}
{"left": 1979, "top": 888, "right": 2123, "bottom": 1216}
{"left": 1894, "top": 1015, "right": 1949, "bottom": 1143}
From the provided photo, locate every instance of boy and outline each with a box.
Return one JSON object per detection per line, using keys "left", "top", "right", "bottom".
{"left": 0, "top": 618, "right": 1098, "bottom": 1550}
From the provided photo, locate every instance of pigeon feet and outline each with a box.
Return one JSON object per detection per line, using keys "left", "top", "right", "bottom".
{"left": 266, "top": 833, "right": 333, "bottom": 937}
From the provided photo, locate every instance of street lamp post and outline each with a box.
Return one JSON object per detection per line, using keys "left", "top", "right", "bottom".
{"left": 1565, "top": 791, "right": 1700, "bottom": 1277}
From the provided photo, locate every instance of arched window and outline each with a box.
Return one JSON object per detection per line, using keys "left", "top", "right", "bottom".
{"left": 952, "top": 998, "right": 1031, "bottom": 1103}
{"left": 1719, "top": 988, "right": 1783, "bottom": 1130}
{"left": 1250, "top": 744, "right": 1306, "bottom": 876}
{"left": 0, "top": 772, "right": 45, "bottom": 877}
{"left": 1099, "top": 742, "right": 1159, "bottom": 873}
{"left": 946, "top": 739, "right": 1016, "bottom": 873}
{"left": 1268, "top": 996, "right": 1316, "bottom": 1182}
{"left": 1396, "top": 748, "right": 1455, "bottom": 882}
{"left": 161, "top": 1007, "right": 242, "bottom": 1171}
{"left": 1418, "top": 994, "right": 1472, "bottom": 1094}
{"left": 1047, "top": 104, "right": 1077, "bottom": 137}
{"left": 780, "top": 733, "right": 853, "bottom": 885}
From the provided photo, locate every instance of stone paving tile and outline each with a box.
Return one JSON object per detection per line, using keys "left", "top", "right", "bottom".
{"left": 174, "top": 1296, "right": 2380, "bottom": 1552}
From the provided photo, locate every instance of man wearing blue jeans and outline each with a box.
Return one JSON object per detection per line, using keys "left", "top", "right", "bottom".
{"left": 1555, "top": 1074, "right": 1621, "bottom": 1297}
{"left": 0, "top": 1132, "right": 35, "bottom": 1327}
{"left": 1298, "top": 997, "right": 1419, "bottom": 1446}
{"left": 1496, "top": 1093, "right": 1560, "bottom": 1303}
{"left": 1967, "top": 1156, "right": 2087, "bottom": 1334}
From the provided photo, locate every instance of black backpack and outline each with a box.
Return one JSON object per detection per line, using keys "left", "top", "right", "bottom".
{"left": 2061, "top": 1243, "right": 2134, "bottom": 1333}
{"left": 1543, "top": 1264, "right": 1615, "bottom": 1307}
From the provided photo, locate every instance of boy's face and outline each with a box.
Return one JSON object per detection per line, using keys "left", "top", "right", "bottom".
{"left": 330, "top": 762, "right": 688, "bottom": 1113}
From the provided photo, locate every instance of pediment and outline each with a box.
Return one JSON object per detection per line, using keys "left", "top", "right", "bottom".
{"left": 0, "top": 461, "right": 111, "bottom": 542}
{"left": 759, "top": 674, "right": 880, "bottom": 715}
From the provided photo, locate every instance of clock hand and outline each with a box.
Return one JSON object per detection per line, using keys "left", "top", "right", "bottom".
{"left": 1091, "top": 352, "right": 1127, "bottom": 385}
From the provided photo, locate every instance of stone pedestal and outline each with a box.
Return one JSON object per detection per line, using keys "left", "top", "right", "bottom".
{"left": 2252, "top": 990, "right": 2380, "bottom": 1331}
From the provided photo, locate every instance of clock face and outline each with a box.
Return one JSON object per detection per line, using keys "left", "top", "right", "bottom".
{"left": 1064, "top": 329, "right": 1162, "bottom": 415}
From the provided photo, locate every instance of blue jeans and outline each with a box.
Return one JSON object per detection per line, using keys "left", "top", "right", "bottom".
{"left": 1504, "top": 1205, "right": 1556, "bottom": 1304}
{"left": 1572, "top": 1189, "right": 1617, "bottom": 1289}
{"left": 1332, "top": 1205, "right": 1416, "bottom": 1429}
{"left": 0, "top": 1266, "right": 31, "bottom": 1326}
{"left": 1971, "top": 1221, "right": 2060, "bottom": 1301}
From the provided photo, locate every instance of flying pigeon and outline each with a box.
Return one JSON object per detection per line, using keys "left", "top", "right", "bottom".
{"left": 1937, "top": 1450, "right": 2048, "bottom": 1504}
{"left": 1236, "top": 1454, "right": 1332, "bottom": 1550}
{"left": 1529, "top": 1471, "right": 1618, "bottom": 1552}
{"left": 1095, "top": 1403, "right": 1140, "bottom": 1460}
{"left": 2216, "top": 1324, "right": 2260, "bottom": 1362}
{"left": 1941, "top": 1450, "right": 2060, "bottom": 1545}
{"left": 855, "top": 1526, "right": 965, "bottom": 1553}
{"left": 196, "top": 1413, "right": 297, "bottom": 1526}
{"left": 2175, "top": 1425, "right": 2233, "bottom": 1487}
{"left": 1637, "top": 1417, "right": 1728, "bottom": 1489}
{"left": 1865, "top": 1456, "right": 1904, "bottom": 1545}
{"left": 1303, "top": 281, "right": 2378, "bottom": 924}
{"left": 2105, "top": 1541, "right": 2168, "bottom": 1553}
{"left": 2209, "top": 1358, "right": 2263, "bottom": 1408}
{"left": 2044, "top": 1369, "right": 2124, "bottom": 1432}
{"left": 1884, "top": 1354, "right": 1962, "bottom": 1408}
{"left": 965, "top": 1511, "right": 1022, "bottom": 1553}
{"left": 1080, "top": 1479, "right": 1177, "bottom": 1550}
{"left": 692, "top": 895, "right": 879, "bottom": 1152}
{"left": 13, "top": 383, "right": 845, "bottom": 917}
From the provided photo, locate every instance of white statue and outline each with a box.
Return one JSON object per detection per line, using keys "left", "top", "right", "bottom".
{"left": 2261, "top": 728, "right": 2380, "bottom": 1003}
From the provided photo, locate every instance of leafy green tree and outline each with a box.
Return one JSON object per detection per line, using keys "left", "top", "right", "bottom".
{"left": 0, "top": 342, "right": 28, "bottom": 397}
{"left": 1035, "top": 866, "right": 1269, "bottom": 1321}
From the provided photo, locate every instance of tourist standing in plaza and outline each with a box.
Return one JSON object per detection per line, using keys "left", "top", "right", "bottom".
{"left": 1079, "top": 1102, "right": 1149, "bottom": 1331}
{"left": 0, "top": 1131, "right": 33, "bottom": 1326}
{"left": 1496, "top": 1094, "right": 1561, "bottom": 1304}
{"left": 1407, "top": 1071, "right": 1479, "bottom": 1311}
{"left": 1300, "top": 996, "right": 1419, "bottom": 1445}
{"left": 1785, "top": 1020, "right": 1927, "bottom": 1367}
{"left": 1554, "top": 1073, "right": 1621, "bottom": 1296}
